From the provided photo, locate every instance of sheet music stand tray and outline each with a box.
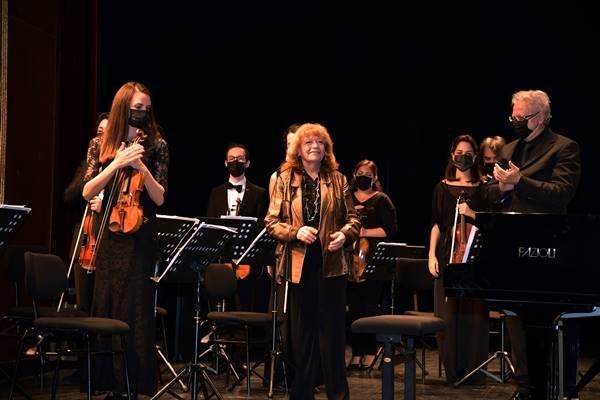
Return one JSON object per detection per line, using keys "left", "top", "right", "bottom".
{"left": 199, "top": 216, "right": 260, "bottom": 266}
{"left": 0, "top": 204, "right": 31, "bottom": 251}
{"left": 150, "top": 221, "right": 236, "bottom": 400}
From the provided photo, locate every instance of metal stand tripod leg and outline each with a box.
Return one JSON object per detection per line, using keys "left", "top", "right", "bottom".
{"left": 454, "top": 316, "right": 515, "bottom": 387}
{"left": 268, "top": 279, "right": 293, "bottom": 399}
{"left": 156, "top": 345, "right": 188, "bottom": 393}
{"left": 198, "top": 340, "right": 242, "bottom": 381}
{"left": 151, "top": 272, "right": 223, "bottom": 400}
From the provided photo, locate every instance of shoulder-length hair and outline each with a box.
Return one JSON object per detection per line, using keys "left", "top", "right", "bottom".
{"left": 280, "top": 123, "right": 339, "bottom": 174}
{"left": 100, "top": 82, "right": 162, "bottom": 163}
{"left": 444, "top": 134, "right": 480, "bottom": 183}
{"left": 350, "top": 159, "right": 384, "bottom": 192}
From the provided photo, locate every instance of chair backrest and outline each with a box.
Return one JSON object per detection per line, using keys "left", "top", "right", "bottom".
{"left": 395, "top": 258, "right": 432, "bottom": 291}
{"left": 395, "top": 258, "right": 433, "bottom": 312}
{"left": 203, "top": 263, "right": 237, "bottom": 301}
{"left": 24, "top": 252, "right": 68, "bottom": 302}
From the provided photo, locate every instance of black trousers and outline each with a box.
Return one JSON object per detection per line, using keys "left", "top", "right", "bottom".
{"left": 74, "top": 264, "right": 95, "bottom": 314}
{"left": 347, "top": 280, "right": 384, "bottom": 357}
{"left": 289, "top": 242, "right": 349, "bottom": 400}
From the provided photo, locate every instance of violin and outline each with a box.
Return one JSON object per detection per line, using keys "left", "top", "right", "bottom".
{"left": 450, "top": 191, "right": 473, "bottom": 264}
{"left": 78, "top": 204, "right": 98, "bottom": 271}
{"left": 108, "top": 132, "right": 146, "bottom": 234}
{"left": 224, "top": 263, "right": 251, "bottom": 280}
{"left": 351, "top": 237, "right": 370, "bottom": 282}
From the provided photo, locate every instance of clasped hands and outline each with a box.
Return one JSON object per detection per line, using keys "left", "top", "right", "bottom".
{"left": 296, "top": 226, "right": 346, "bottom": 251}
{"left": 493, "top": 161, "right": 521, "bottom": 192}
{"left": 113, "top": 142, "right": 146, "bottom": 172}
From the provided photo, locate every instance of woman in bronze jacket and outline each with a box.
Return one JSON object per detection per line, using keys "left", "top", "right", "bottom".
{"left": 265, "top": 123, "right": 360, "bottom": 400}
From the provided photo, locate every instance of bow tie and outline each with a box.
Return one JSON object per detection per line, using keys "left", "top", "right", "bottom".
{"left": 227, "top": 182, "right": 243, "bottom": 193}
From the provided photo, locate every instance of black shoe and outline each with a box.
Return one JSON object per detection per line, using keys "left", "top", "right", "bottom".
{"left": 510, "top": 390, "right": 534, "bottom": 400}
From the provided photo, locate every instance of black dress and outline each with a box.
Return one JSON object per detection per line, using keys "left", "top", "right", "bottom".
{"left": 83, "top": 136, "right": 169, "bottom": 396}
{"left": 347, "top": 191, "right": 397, "bottom": 357}
{"left": 431, "top": 181, "right": 489, "bottom": 385}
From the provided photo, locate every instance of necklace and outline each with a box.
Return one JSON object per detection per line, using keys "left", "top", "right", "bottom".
{"left": 303, "top": 173, "right": 320, "bottom": 223}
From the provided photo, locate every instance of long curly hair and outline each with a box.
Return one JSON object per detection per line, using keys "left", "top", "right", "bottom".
{"left": 280, "top": 123, "right": 339, "bottom": 174}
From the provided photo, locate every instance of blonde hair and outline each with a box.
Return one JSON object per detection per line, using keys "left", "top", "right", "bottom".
{"left": 512, "top": 90, "right": 552, "bottom": 122}
{"left": 280, "top": 123, "right": 339, "bottom": 173}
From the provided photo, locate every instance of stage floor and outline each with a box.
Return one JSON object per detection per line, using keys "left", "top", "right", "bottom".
{"left": 3, "top": 346, "right": 600, "bottom": 399}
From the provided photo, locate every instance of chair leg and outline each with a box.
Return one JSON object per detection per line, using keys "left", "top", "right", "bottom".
{"left": 404, "top": 337, "right": 416, "bottom": 400}
{"left": 382, "top": 339, "right": 395, "bottom": 400}
{"left": 421, "top": 334, "right": 426, "bottom": 384}
{"left": 87, "top": 335, "right": 92, "bottom": 400}
{"left": 121, "top": 336, "right": 132, "bottom": 400}
{"left": 51, "top": 349, "right": 61, "bottom": 400}
{"left": 246, "top": 327, "right": 251, "bottom": 397}
{"left": 9, "top": 327, "right": 30, "bottom": 400}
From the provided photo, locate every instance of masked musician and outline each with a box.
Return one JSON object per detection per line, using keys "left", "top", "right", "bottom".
{"left": 428, "top": 134, "right": 489, "bottom": 385}
{"left": 346, "top": 159, "right": 397, "bottom": 372}
{"left": 82, "top": 82, "right": 169, "bottom": 398}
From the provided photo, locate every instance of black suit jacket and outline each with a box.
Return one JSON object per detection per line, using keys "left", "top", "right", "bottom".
{"left": 206, "top": 179, "right": 269, "bottom": 223}
{"left": 487, "top": 128, "right": 580, "bottom": 213}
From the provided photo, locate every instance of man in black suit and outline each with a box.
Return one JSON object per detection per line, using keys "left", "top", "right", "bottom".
{"left": 207, "top": 143, "right": 269, "bottom": 311}
{"left": 207, "top": 143, "right": 268, "bottom": 220}
{"left": 489, "top": 90, "right": 581, "bottom": 400}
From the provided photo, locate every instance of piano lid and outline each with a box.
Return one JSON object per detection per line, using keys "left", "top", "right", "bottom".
{"left": 443, "top": 212, "right": 600, "bottom": 307}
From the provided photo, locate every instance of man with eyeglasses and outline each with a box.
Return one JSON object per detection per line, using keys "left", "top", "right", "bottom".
{"left": 488, "top": 90, "right": 581, "bottom": 400}
{"left": 206, "top": 143, "right": 270, "bottom": 310}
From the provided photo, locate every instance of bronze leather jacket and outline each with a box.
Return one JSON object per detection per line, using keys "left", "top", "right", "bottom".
{"left": 265, "top": 168, "right": 361, "bottom": 283}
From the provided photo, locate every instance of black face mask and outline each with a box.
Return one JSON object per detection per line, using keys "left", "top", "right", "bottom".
{"left": 483, "top": 163, "right": 495, "bottom": 176}
{"left": 227, "top": 161, "right": 246, "bottom": 177}
{"left": 511, "top": 120, "right": 533, "bottom": 139}
{"left": 355, "top": 175, "right": 373, "bottom": 191}
{"left": 128, "top": 109, "right": 150, "bottom": 129}
{"left": 452, "top": 154, "right": 475, "bottom": 172}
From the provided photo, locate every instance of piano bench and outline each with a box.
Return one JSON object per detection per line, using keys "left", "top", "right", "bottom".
{"left": 352, "top": 315, "right": 446, "bottom": 400}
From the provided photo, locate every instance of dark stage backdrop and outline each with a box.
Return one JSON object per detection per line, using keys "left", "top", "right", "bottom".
{"left": 93, "top": 0, "right": 598, "bottom": 246}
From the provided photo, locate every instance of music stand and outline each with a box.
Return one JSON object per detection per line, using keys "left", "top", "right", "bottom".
{"left": 0, "top": 204, "right": 30, "bottom": 398}
{"left": 150, "top": 221, "right": 237, "bottom": 400}
{"left": 235, "top": 228, "right": 290, "bottom": 398}
{"left": 151, "top": 214, "right": 201, "bottom": 396}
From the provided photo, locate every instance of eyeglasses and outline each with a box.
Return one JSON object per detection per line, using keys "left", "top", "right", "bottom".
{"left": 508, "top": 111, "right": 539, "bottom": 123}
{"left": 227, "top": 155, "right": 246, "bottom": 162}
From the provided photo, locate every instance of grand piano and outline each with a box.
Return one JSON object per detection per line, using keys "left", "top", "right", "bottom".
{"left": 444, "top": 212, "right": 600, "bottom": 308}
{"left": 443, "top": 212, "right": 600, "bottom": 399}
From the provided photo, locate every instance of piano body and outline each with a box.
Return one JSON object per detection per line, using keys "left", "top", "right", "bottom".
{"left": 444, "top": 212, "right": 600, "bottom": 308}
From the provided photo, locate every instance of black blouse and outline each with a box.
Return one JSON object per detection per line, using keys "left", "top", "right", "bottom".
{"left": 352, "top": 191, "right": 398, "bottom": 239}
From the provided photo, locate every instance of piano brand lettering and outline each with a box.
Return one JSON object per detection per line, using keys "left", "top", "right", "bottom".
{"left": 518, "top": 247, "right": 556, "bottom": 259}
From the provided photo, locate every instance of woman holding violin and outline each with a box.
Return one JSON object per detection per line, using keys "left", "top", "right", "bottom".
{"left": 428, "top": 134, "right": 488, "bottom": 385}
{"left": 82, "top": 82, "right": 169, "bottom": 398}
{"left": 346, "top": 159, "right": 397, "bottom": 371}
